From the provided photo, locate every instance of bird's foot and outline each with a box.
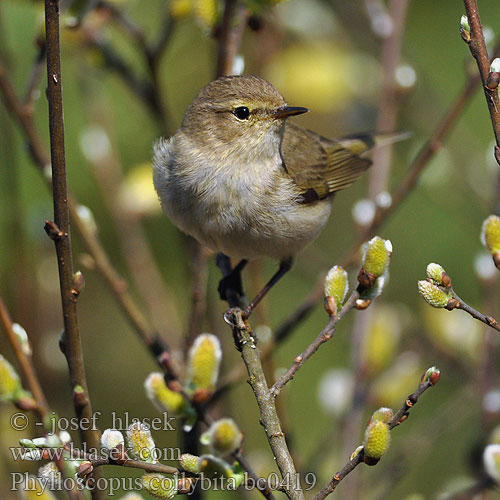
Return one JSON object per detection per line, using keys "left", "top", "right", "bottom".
{"left": 218, "top": 268, "right": 245, "bottom": 303}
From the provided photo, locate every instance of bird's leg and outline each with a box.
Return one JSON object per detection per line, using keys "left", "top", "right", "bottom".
{"left": 243, "top": 258, "right": 293, "bottom": 318}
{"left": 216, "top": 254, "right": 248, "bottom": 308}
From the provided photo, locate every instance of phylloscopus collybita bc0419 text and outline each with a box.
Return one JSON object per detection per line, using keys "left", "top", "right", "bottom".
{"left": 153, "top": 75, "right": 405, "bottom": 316}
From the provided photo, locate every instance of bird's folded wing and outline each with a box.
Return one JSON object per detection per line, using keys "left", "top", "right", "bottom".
{"left": 282, "top": 122, "right": 373, "bottom": 202}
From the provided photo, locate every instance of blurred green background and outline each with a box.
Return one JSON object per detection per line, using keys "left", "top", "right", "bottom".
{"left": 1, "top": 0, "right": 500, "bottom": 499}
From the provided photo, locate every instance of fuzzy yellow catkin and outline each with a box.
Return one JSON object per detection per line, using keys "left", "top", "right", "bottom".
{"left": 194, "top": 0, "right": 218, "bottom": 28}
{"left": 324, "top": 265, "right": 349, "bottom": 307}
{"left": 144, "top": 373, "right": 186, "bottom": 415}
{"left": 0, "top": 354, "right": 22, "bottom": 401}
{"left": 208, "top": 418, "right": 243, "bottom": 455}
{"left": 363, "top": 420, "right": 391, "bottom": 460}
{"left": 126, "top": 422, "right": 157, "bottom": 463}
{"left": 363, "top": 237, "right": 392, "bottom": 277}
{"left": 187, "top": 334, "right": 222, "bottom": 392}
{"left": 481, "top": 215, "right": 500, "bottom": 255}
{"left": 169, "top": 0, "right": 192, "bottom": 18}
{"left": 179, "top": 453, "right": 200, "bottom": 473}
{"left": 141, "top": 474, "right": 177, "bottom": 499}
{"left": 417, "top": 280, "right": 450, "bottom": 308}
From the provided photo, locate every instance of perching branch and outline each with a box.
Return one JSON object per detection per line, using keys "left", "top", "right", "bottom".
{"left": 43, "top": 2, "right": 105, "bottom": 499}
{"left": 448, "top": 292, "right": 500, "bottom": 333}
{"left": 225, "top": 309, "right": 303, "bottom": 500}
{"left": 313, "top": 377, "right": 437, "bottom": 499}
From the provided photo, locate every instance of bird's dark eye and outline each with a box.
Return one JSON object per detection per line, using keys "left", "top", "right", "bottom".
{"left": 233, "top": 106, "right": 250, "bottom": 120}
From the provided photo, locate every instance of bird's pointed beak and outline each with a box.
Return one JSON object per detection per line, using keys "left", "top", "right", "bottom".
{"left": 271, "top": 106, "right": 309, "bottom": 119}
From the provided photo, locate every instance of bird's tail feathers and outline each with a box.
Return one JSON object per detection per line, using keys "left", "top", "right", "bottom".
{"left": 337, "top": 131, "right": 412, "bottom": 156}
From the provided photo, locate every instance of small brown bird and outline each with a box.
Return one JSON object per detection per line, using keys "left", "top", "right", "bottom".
{"left": 153, "top": 75, "right": 404, "bottom": 315}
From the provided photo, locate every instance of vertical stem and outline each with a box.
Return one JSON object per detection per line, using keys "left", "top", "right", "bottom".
{"left": 44, "top": 2, "right": 105, "bottom": 499}
{"left": 369, "top": 0, "right": 409, "bottom": 198}
{"left": 228, "top": 310, "right": 303, "bottom": 500}
{"left": 215, "top": 0, "right": 249, "bottom": 77}
{"left": 463, "top": 0, "right": 500, "bottom": 156}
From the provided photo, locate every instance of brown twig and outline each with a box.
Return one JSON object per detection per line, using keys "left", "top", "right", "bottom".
{"left": 369, "top": 0, "right": 409, "bottom": 199}
{"left": 225, "top": 309, "right": 302, "bottom": 500}
{"left": 23, "top": 38, "right": 46, "bottom": 110}
{"left": 43, "top": 3, "right": 105, "bottom": 499}
{"left": 447, "top": 291, "right": 500, "bottom": 333}
{"left": 0, "top": 294, "right": 49, "bottom": 422}
{"left": 82, "top": 2, "right": 175, "bottom": 128}
{"left": 215, "top": 0, "right": 249, "bottom": 77}
{"left": 313, "top": 378, "right": 436, "bottom": 499}
{"left": 270, "top": 290, "right": 360, "bottom": 398}
{"left": 96, "top": 1, "right": 147, "bottom": 50}
{"left": 84, "top": 32, "right": 163, "bottom": 122}
{"left": 90, "top": 457, "right": 181, "bottom": 475}
{"left": 463, "top": 0, "right": 500, "bottom": 164}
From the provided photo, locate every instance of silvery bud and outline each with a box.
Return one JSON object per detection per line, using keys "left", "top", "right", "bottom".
{"left": 483, "top": 444, "right": 500, "bottom": 483}
{"left": 426, "top": 263, "right": 451, "bottom": 287}
{"left": 101, "top": 429, "right": 124, "bottom": 451}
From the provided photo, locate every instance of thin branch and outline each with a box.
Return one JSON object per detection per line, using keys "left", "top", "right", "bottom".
{"left": 215, "top": 0, "right": 249, "bottom": 77}
{"left": 96, "top": 1, "right": 147, "bottom": 50}
{"left": 463, "top": 0, "right": 500, "bottom": 164}
{"left": 313, "top": 378, "right": 437, "bottom": 499}
{"left": 448, "top": 292, "right": 500, "bottom": 333}
{"left": 270, "top": 290, "right": 360, "bottom": 398}
{"left": 91, "top": 457, "right": 181, "bottom": 475}
{"left": 0, "top": 294, "right": 49, "bottom": 422}
{"left": 83, "top": 32, "right": 163, "bottom": 122}
{"left": 225, "top": 309, "right": 302, "bottom": 500}
{"left": 43, "top": 3, "right": 104, "bottom": 498}
{"left": 23, "top": 37, "right": 46, "bottom": 110}
{"left": 368, "top": 0, "right": 409, "bottom": 198}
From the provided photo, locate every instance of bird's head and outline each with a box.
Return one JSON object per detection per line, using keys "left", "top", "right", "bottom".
{"left": 181, "top": 75, "right": 308, "bottom": 160}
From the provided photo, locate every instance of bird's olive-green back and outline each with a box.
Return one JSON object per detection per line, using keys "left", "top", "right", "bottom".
{"left": 281, "top": 122, "right": 373, "bottom": 203}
